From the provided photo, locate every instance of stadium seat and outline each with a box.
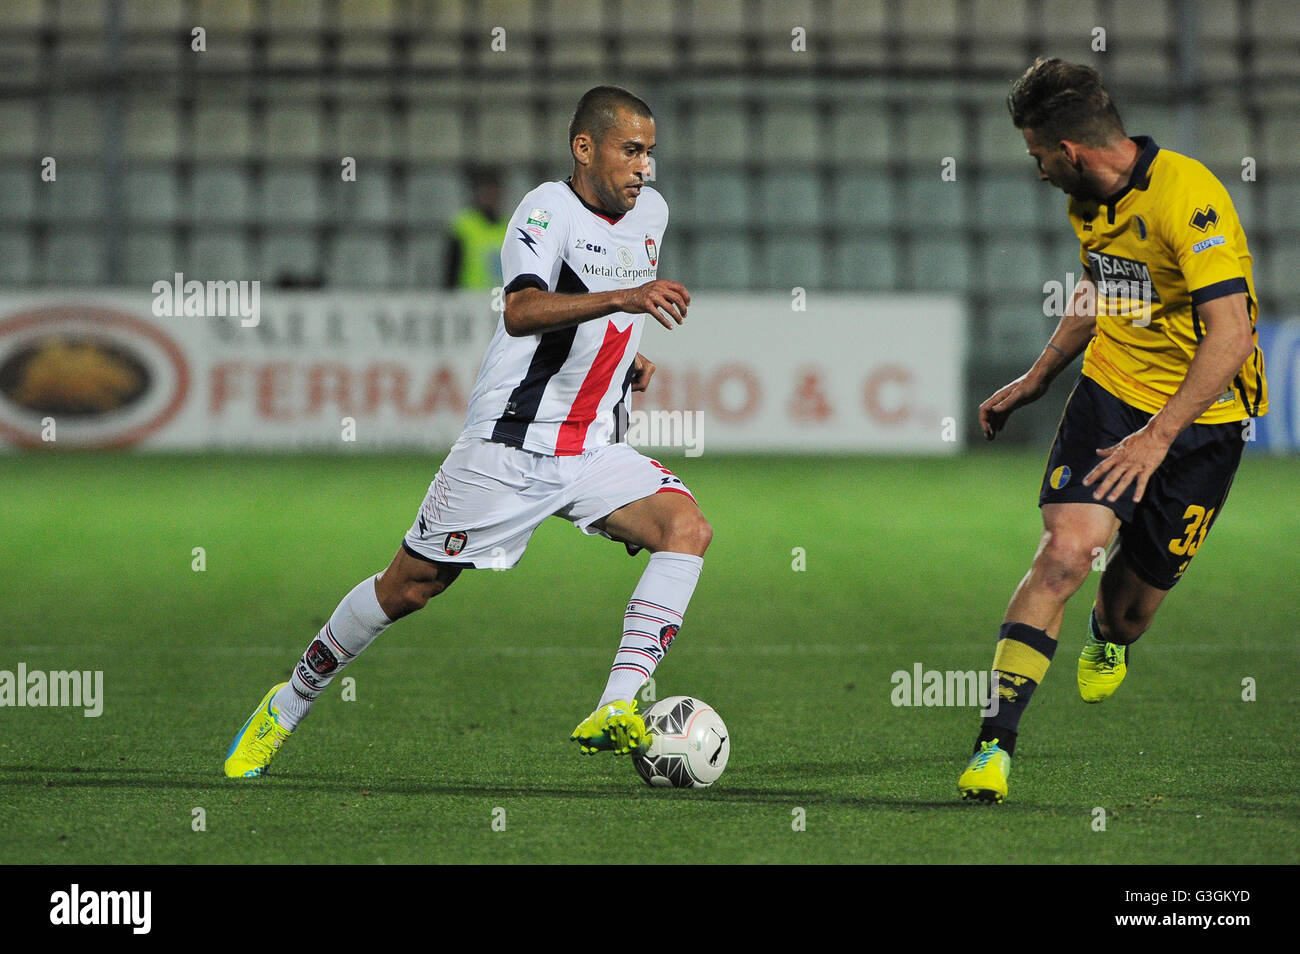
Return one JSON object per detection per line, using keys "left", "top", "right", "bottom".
{"left": 124, "top": 0, "right": 184, "bottom": 28}
{"left": 190, "top": 167, "right": 253, "bottom": 224}
{"left": 902, "top": 174, "right": 966, "bottom": 229}
{"left": 49, "top": 97, "right": 102, "bottom": 159}
{"left": 260, "top": 169, "right": 321, "bottom": 224}
{"left": 266, "top": 0, "right": 326, "bottom": 29}
{"left": 125, "top": 104, "right": 181, "bottom": 160}
{"left": 407, "top": 106, "right": 464, "bottom": 161}
{"left": 45, "top": 164, "right": 104, "bottom": 219}
{"left": 43, "top": 230, "right": 105, "bottom": 284}
{"left": 761, "top": 107, "right": 821, "bottom": 162}
{"left": 828, "top": 103, "right": 893, "bottom": 162}
{"left": 681, "top": 105, "right": 747, "bottom": 162}
{"left": 688, "top": 170, "right": 750, "bottom": 227}
{"left": 1263, "top": 180, "right": 1300, "bottom": 234}
{"left": 328, "top": 167, "right": 393, "bottom": 225}
{"left": 403, "top": 234, "right": 450, "bottom": 288}
{"left": 831, "top": 238, "right": 898, "bottom": 290}
{"left": 907, "top": 238, "right": 971, "bottom": 291}
{"left": 0, "top": 230, "right": 34, "bottom": 283}
{"left": 830, "top": 171, "right": 895, "bottom": 227}
{"left": 758, "top": 235, "right": 825, "bottom": 290}
{"left": 976, "top": 173, "right": 1039, "bottom": 227}
{"left": 261, "top": 231, "right": 321, "bottom": 283}
{"left": 335, "top": 105, "right": 395, "bottom": 161}
{"left": 123, "top": 229, "right": 178, "bottom": 284}
{"left": 0, "top": 0, "right": 43, "bottom": 27}
{"left": 189, "top": 233, "right": 253, "bottom": 277}
{"left": 194, "top": 0, "right": 255, "bottom": 29}
{"left": 977, "top": 237, "right": 1046, "bottom": 295}
{"left": 265, "top": 105, "right": 324, "bottom": 160}
{"left": 1261, "top": 115, "right": 1300, "bottom": 171}
{"left": 192, "top": 105, "right": 253, "bottom": 160}
{"left": 986, "top": 294, "right": 1054, "bottom": 361}
{"left": 405, "top": 169, "right": 466, "bottom": 226}
{"left": 692, "top": 235, "right": 754, "bottom": 289}
{"left": 0, "top": 167, "right": 35, "bottom": 223}
{"left": 125, "top": 169, "right": 180, "bottom": 223}
{"left": 759, "top": 171, "right": 824, "bottom": 227}
{"left": 328, "top": 234, "right": 393, "bottom": 287}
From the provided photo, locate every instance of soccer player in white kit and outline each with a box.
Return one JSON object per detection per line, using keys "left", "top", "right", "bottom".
{"left": 224, "top": 86, "right": 710, "bottom": 777}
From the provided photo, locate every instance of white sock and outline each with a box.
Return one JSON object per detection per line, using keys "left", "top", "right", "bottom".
{"left": 272, "top": 574, "right": 392, "bottom": 731}
{"left": 599, "top": 552, "right": 704, "bottom": 708}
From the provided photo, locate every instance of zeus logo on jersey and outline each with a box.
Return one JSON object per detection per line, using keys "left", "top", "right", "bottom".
{"left": 574, "top": 238, "right": 607, "bottom": 254}
{"left": 1086, "top": 250, "right": 1163, "bottom": 304}
{"left": 514, "top": 227, "right": 540, "bottom": 256}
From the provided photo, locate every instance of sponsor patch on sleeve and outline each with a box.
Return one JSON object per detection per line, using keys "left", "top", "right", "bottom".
{"left": 525, "top": 208, "right": 551, "bottom": 229}
{"left": 1191, "top": 235, "right": 1227, "bottom": 254}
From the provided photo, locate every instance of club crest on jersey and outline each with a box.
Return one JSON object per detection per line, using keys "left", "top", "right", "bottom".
{"left": 659, "top": 624, "right": 679, "bottom": 651}
{"left": 444, "top": 531, "right": 468, "bottom": 556}
{"left": 1189, "top": 206, "right": 1219, "bottom": 232}
{"left": 644, "top": 235, "right": 658, "bottom": 266}
{"left": 1133, "top": 215, "right": 1148, "bottom": 240}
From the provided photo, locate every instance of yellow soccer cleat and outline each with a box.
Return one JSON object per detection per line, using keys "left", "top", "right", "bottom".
{"left": 224, "top": 682, "right": 293, "bottom": 778}
{"left": 959, "top": 739, "right": 1011, "bottom": 803}
{"left": 1078, "top": 637, "right": 1129, "bottom": 703}
{"left": 570, "top": 699, "right": 648, "bottom": 756}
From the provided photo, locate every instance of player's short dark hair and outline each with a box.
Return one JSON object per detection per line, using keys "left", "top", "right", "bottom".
{"left": 568, "top": 86, "right": 653, "bottom": 149}
{"left": 1007, "top": 58, "right": 1125, "bottom": 147}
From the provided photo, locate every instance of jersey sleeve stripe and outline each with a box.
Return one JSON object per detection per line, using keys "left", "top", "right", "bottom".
{"left": 504, "top": 273, "right": 547, "bottom": 294}
{"left": 1189, "top": 276, "right": 1248, "bottom": 306}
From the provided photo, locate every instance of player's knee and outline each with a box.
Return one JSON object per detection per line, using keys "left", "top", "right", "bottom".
{"left": 1037, "top": 533, "right": 1097, "bottom": 591}
{"left": 665, "top": 510, "right": 712, "bottom": 556}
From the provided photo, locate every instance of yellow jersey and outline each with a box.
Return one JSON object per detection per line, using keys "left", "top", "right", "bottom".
{"left": 1068, "top": 136, "right": 1267, "bottom": 424}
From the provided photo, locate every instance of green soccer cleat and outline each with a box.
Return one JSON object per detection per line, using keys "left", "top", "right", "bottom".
{"left": 224, "top": 682, "right": 293, "bottom": 778}
{"left": 1078, "top": 636, "right": 1129, "bottom": 703}
{"left": 570, "top": 699, "right": 648, "bottom": 756}
{"left": 959, "top": 739, "right": 1011, "bottom": 803}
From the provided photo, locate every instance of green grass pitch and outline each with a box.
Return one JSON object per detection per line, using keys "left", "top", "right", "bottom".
{"left": 1, "top": 450, "right": 1297, "bottom": 864}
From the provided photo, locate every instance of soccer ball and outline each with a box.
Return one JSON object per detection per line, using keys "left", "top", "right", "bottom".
{"left": 633, "top": 696, "right": 730, "bottom": 788}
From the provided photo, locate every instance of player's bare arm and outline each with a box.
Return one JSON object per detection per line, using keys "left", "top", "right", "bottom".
{"left": 1084, "top": 292, "right": 1257, "bottom": 503}
{"left": 503, "top": 279, "right": 689, "bottom": 336}
{"left": 980, "top": 274, "right": 1098, "bottom": 440}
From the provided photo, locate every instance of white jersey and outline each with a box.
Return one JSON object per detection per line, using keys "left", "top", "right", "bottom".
{"left": 460, "top": 178, "right": 668, "bottom": 456}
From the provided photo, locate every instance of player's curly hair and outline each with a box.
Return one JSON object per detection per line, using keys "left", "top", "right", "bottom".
{"left": 1008, "top": 58, "right": 1125, "bottom": 147}
{"left": 569, "top": 86, "right": 653, "bottom": 150}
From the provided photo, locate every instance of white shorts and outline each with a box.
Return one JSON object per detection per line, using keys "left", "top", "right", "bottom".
{"left": 402, "top": 437, "right": 695, "bottom": 570}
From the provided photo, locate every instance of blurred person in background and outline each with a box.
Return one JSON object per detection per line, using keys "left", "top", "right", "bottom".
{"left": 444, "top": 165, "right": 508, "bottom": 290}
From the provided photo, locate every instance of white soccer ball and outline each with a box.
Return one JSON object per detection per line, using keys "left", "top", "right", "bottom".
{"left": 633, "top": 696, "right": 730, "bottom": 788}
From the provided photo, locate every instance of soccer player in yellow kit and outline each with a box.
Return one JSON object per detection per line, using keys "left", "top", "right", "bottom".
{"left": 958, "top": 59, "right": 1268, "bottom": 802}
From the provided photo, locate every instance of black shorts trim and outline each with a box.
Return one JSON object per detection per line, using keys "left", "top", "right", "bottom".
{"left": 400, "top": 539, "right": 476, "bottom": 571}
